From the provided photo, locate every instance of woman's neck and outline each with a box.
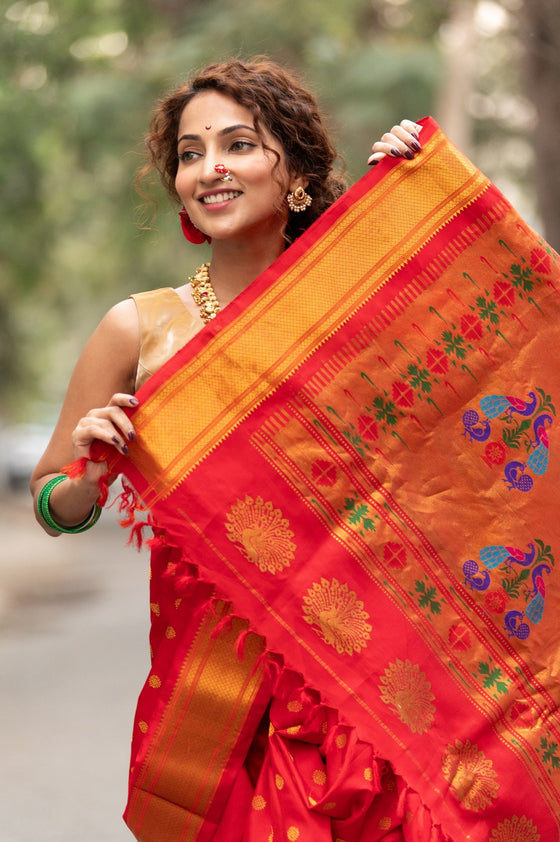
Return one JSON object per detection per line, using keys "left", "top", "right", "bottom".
{"left": 207, "top": 236, "right": 286, "bottom": 307}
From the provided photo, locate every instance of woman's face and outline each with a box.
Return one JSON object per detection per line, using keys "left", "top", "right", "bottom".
{"left": 175, "top": 91, "right": 299, "bottom": 247}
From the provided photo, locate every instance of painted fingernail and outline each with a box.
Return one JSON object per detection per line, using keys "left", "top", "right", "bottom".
{"left": 368, "top": 159, "right": 379, "bottom": 167}
{"left": 411, "top": 140, "right": 422, "bottom": 152}
{"left": 411, "top": 131, "right": 419, "bottom": 141}
{"left": 112, "top": 436, "right": 120, "bottom": 445}
{"left": 404, "top": 150, "right": 414, "bottom": 160}
{"left": 128, "top": 430, "right": 136, "bottom": 441}
{"left": 391, "top": 147, "right": 402, "bottom": 157}
{"left": 122, "top": 444, "right": 129, "bottom": 455}
{"left": 129, "top": 397, "right": 139, "bottom": 406}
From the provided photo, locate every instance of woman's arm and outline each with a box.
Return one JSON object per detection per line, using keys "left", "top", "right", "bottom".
{"left": 30, "top": 298, "right": 141, "bottom": 535}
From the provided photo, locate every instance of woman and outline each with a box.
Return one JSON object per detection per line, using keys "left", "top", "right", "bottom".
{"left": 30, "top": 58, "right": 559, "bottom": 842}
{"left": 30, "top": 59, "right": 420, "bottom": 533}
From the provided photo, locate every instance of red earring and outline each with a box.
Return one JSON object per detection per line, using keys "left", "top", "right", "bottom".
{"left": 178, "top": 208, "right": 211, "bottom": 244}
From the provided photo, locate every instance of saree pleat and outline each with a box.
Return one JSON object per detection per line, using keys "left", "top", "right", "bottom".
{"left": 93, "top": 118, "right": 560, "bottom": 841}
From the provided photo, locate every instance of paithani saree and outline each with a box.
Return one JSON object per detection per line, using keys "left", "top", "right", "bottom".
{"left": 95, "top": 118, "right": 560, "bottom": 841}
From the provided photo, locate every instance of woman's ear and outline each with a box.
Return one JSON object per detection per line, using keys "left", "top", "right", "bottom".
{"left": 288, "top": 173, "right": 309, "bottom": 193}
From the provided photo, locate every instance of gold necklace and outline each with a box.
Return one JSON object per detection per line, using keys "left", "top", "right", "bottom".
{"left": 188, "top": 262, "right": 221, "bottom": 324}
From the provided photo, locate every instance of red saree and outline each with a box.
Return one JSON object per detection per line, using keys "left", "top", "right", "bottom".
{"left": 96, "top": 118, "right": 560, "bottom": 841}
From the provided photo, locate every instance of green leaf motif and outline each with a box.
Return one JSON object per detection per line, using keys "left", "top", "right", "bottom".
{"left": 372, "top": 396, "right": 398, "bottom": 426}
{"left": 441, "top": 330, "right": 466, "bottom": 360}
{"left": 406, "top": 363, "right": 432, "bottom": 394}
{"left": 510, "top": 263, "right": 534, "bottom": 293}
{"left": 475, "top": 296, "right": 500, "bottom": 324}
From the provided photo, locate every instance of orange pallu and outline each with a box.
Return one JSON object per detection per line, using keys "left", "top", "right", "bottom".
{"left": 99, "top": 118, "right": 560, "bottom": 841}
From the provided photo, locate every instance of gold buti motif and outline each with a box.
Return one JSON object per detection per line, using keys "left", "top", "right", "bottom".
{"left": 379, "top": 659, "right": 435, "bottom": 734}
{"left": 441, "top": 739, "right": 499, "bottom": 811}
{"left": 489, "top": 815, "right": 540, "bottom": 842}
{"left": 225, "top": 494, "right": 296, "bottom": 574}
{"left": 302, "top": 577, "right": 372, "bottom": 655}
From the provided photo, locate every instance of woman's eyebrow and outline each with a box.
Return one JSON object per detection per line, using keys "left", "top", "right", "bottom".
{"left": 177, "top": 124, "right": 256, "bottom": 144}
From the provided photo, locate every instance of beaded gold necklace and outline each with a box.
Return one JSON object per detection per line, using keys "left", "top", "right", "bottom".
{"left": 188, "top": 262, "right": 221, "bottom": 324}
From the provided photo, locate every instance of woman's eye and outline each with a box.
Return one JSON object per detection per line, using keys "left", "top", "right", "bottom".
{"left": 178, "top": 150, "right": 198, "bottom": 163}
{"left": 230, "top": 140, "right": 256, "bottom": 152}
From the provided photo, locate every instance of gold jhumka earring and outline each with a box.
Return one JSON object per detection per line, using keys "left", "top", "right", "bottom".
{"left": 287, "top": 186, "right": 312, "bottom": 212}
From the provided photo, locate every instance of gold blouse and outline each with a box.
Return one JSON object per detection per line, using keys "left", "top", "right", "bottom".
{"left": 131, "top": 288, "right": 200, "bottom": 391}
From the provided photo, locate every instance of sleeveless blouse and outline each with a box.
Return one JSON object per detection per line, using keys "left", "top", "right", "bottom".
{"left": 130, "top": 287, "right": 200, "bottom": 391}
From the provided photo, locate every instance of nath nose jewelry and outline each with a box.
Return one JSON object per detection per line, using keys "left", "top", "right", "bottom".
{"left": 214, "top": 164, "right": 232, "bottom": 183}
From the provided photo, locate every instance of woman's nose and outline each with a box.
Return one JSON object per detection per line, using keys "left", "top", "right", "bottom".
{"left": 200, "top": 155, "right": 223, "bottom": 182}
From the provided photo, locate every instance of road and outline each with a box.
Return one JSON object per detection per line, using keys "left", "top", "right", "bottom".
{"left": 0, "top": 491, "right": 150, "bottom": 842}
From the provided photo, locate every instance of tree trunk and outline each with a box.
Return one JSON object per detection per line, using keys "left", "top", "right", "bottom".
{"left": 522, "top": 0, "right": 560, "bottom": 249}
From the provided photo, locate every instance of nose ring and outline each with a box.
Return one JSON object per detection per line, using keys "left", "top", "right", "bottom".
{"left": 214, "top": 163, "right": 232, "bottom": 183}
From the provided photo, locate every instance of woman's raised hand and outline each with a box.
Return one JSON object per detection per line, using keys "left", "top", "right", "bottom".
{"left": 71, "top": 393, "right": 138, "bottom": 462}
{"left": 367, "top": 119, "right": 423, "bottom": 167}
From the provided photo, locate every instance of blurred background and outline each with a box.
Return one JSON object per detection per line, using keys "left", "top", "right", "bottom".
{"left": 0, "top": 0, "right": 558, "bottom": 839}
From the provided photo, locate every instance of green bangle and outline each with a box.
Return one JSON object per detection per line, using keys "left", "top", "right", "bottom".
{"left": 37, "top": 475, "right": 102, "bottom": 534}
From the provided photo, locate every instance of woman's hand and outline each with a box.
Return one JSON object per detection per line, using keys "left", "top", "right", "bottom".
{"left": 69, "top": 392, "right": 138, "bottom": 489}
{"left": 72, "top": 392, "right": 138, "bottom": 462}
{"left": 367, "top": 119, "right": 423, "bottom": 167}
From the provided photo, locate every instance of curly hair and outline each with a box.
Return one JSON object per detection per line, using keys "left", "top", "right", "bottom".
{"left": 141, "top": 57, "right": 347, "bottom": 242}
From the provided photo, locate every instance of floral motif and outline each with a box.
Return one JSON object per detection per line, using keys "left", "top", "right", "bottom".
{"left": 441, "top": 739, "right": 499, "bottom": 811}
{"left": 484, "top": 589, "right": 508, "bottom": 613}
{"left": 392, "top": 381, "right": 415, "bottom": 407}
{"left": 426, "top": 347, "right": 449, "bottom": 374}
{"left": 225, "top": 495, "right": 295, "bottom": 574}
{"left": 383, "top": 541, "right": 407, "bottom": 570}
{"left": 448, "top": 623, "right": 471, "bottom": 651}
{"left": 508, "top": 700, "right": 534, "bottom": 728}
{"left": 530, "top": 247, "right": 551, "bottom": 275}
{"left": 357, "top": 414, "right": 379, "bottom": 441}
{"left": 379, "top": 659, "right": 435, "bottom": 733}
{"left": 303, "top": 577, "right": 372, "bottom": 655}
{"left": 492, "top": 281, "right": 515, "bottom": 307}
{"left": 489, "top": 815, "right": 540, "bottom": 842}
{"left": 460, "top": 313, "right": 483, "bottom": 341}
{"left": 312, "top": 459, "right": 337, "bottom": 487}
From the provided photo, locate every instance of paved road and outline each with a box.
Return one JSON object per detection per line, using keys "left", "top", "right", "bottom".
{"left": 0, "top": 492, "right": 150, "bottom": 841}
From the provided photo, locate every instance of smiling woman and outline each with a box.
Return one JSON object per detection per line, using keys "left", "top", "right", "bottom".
{"left": 28, "top": 57, "right": 435, "bottom": 841}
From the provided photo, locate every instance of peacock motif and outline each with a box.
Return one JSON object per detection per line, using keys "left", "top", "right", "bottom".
{"left": 462, "top": 409, "right": 491, "bottom": 442}
{"left": 504, "top": 610, "right": 530, "bottom": 640}
{"left": 503, "top": 461, "right": 534, "bottom": 492}
{"left": 463, "top": 559, "right": 490, "bottom": 591}
{"left": 463, "top": 538, "right": 554, "bottom": 642}
{"left": 524, "top": 562, "right": 551, "bottom": 624}
{"left": 527, "top": 413, "right": 553, "bottom": 475}
{"left": 480, "top": 391, "right": 537, "bottom": 419}
{"left": 480, "top": 542, "right": 536, "bottom": 571}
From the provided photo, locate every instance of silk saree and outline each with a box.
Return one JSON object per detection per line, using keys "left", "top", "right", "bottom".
{"left": 93, "top": 118, "right": 560, "bottom": 841}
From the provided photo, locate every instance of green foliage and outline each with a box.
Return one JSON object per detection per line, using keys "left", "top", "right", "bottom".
{"left": 1, "top": 0, "right": 548, "bottom": 419}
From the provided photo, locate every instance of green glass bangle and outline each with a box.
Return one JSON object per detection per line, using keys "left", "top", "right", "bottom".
{"left": 37, "top": 474, "right": 102, "bottom": 534}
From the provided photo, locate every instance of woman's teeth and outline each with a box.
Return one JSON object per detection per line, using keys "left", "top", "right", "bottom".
{"left": 202, "top": 191, "right": 241, "bottom": 204}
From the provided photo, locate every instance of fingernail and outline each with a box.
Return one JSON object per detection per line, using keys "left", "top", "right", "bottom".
{"left": 404, "top": 150, "right": 414, "bottom": 160}
{"left": 112, "top": 436, "right": 120, "bottom": 445}
{"left": 129, "top": 397, "right": 139, "bottom": 406}
{"left": 122, "top": 444, "right": 129, "bottom": 455}
{"left": 368, "top": 159, "right": 379, "bottom": 167}
{"left": 410, "top": 140, "right": 422, "bottom": 152}
{"left": 411, "top": 131, "right": 419, "bottom": 141}
{"left": 391, "top": 147, "right": 402, "bottom": 157}
{"left": 128, "top": 430, "right": 136, "bottom": 441}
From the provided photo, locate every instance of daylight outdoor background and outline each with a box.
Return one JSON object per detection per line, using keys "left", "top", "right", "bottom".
{"left": 0, "top": 0, "right": 558, "bottom": 840}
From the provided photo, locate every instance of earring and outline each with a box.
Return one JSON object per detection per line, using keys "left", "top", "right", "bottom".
{"left": 179, "top": 208, "right": 211, "bottom": 244}
{"left": 287, "top": 185, "right": 312, "bottom": 213}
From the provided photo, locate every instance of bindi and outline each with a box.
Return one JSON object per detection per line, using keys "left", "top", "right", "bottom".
{"left": 205, "top": 125, "right": 211, "bottom": 130}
